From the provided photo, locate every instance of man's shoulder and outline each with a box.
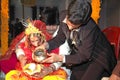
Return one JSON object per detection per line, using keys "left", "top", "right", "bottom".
{"left": 59, "top": 22, "right": 68, "bottom": 30}
{"left": 59, "top": 10, "right": 67, "bottom": 22}
{"left": 81, "top": 18, "right": 98, "bottom": 30}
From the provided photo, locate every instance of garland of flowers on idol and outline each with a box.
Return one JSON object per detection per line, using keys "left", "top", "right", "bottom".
{"left": 0, "top": 0, "right": 9, "bottom": 55}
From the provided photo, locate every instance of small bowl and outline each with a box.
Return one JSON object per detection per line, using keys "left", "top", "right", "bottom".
{"left": 32, "top": 48, "right": 47, "bottom": 63}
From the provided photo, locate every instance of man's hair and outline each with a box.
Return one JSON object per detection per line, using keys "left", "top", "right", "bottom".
{"left": 67, "top": 0, "right": 92, "bottom": 25}
{"left": 40, "top": 7, "right": 60, "bottom": 25}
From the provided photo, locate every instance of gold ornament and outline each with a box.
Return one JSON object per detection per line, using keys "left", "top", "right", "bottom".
{"left": 25, "top": 23, "right": 41, "bottom": 35}
{"left": 23, "top": 18, "right": 43, "bottom": 36}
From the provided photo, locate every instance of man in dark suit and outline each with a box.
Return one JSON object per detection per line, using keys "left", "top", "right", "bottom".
{"left": 35, "top": 0, "right": 117, "bottom": 80}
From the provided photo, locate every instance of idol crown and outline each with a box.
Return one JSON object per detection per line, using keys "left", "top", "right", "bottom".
{"left": 21, "top": 18, "right": 42, "bottom": 35}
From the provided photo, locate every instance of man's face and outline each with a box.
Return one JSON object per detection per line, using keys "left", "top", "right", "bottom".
{"left": 66, "top": 19, "right": 80, "bottom": 30}
{"left": 46, "top": 25, "right": 58, "bottom": 35}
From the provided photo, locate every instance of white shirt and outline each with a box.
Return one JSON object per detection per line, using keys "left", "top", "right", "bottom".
{"left": 52, "top": 25, "right": 71, "bottom": 80}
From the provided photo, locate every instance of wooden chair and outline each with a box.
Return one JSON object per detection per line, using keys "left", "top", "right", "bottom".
{"left": 102, "top": 26, "right": 120, "bottom": 60}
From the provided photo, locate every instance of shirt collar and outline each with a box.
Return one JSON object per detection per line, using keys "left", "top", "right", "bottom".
{"left": 63, "top": 17, "right": 67, "bottom": 23}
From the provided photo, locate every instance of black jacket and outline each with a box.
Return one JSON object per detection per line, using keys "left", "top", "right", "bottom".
{"left": 48, "top": 18, "right": 117, "bottom": 80}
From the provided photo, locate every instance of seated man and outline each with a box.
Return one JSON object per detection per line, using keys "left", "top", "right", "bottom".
{"left": 40, "top": 7, "right": 71, "bottom": 80}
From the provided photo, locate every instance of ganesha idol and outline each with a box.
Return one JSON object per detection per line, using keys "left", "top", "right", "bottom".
{"left": 6, "top": 19, "right": 67, "bottom": 80}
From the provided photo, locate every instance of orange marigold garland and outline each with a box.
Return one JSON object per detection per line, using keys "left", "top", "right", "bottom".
{"left": 0, "top": 0, "right": 9, "bottom": 55}
{"left": 91, "top": 0, "right": 101, "bottom": 24}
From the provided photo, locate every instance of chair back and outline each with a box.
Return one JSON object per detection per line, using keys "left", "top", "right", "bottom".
{"left": 103, "top": 26, "right": 120, "bottom": 59}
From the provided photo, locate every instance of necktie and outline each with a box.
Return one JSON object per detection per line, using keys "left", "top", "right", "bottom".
{"left": 71, "top": 30, "right": 79, "bottom": 45}
{"left": 70, "top": 30, "right": 80, "bottom": 52}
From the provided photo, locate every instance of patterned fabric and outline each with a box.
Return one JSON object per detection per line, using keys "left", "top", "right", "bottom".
{"left": 6, "top": 68, "right": 67, "bottom": 80}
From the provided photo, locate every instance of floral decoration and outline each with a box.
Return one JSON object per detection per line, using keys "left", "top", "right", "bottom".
{"left": 91, "top": 0, "right": 101, "bottom": 23}
{"left": 0, "top": 0, "right": 9, "bottom": 55}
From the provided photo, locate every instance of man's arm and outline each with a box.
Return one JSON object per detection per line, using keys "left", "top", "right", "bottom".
{"left": 47, "top": 23, "right": 66, "bottom": 51}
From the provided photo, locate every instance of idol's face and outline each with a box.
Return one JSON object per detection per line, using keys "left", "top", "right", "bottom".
{"left": 30, "top": 36, "right": 39, "bottom": 47}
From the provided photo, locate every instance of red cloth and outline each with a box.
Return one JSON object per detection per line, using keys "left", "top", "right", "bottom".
{"left": 0, "top": 52, "right": 18, "bottom": 74}
{"left": 33, "top": 20, "right": 52, "bottom": 41}
{"left": 0, "top": 32, "right": 24, "bottom": 74}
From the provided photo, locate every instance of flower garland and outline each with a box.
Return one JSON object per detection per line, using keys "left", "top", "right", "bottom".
{"left": 91, "top": 0, "right": 101, "bottom": 23}
{"left": 0, "top": 0, "right": 9, "bottom": 55}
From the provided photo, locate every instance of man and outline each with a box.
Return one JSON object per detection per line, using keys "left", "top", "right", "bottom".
{"left": 37, "top": 0, "right": 116, "bottom": 80}
{"left": 40, "top": 7, "right": 71, "bottom": 80}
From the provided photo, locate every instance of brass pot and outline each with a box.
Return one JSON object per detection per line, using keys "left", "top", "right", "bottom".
{"left": 32, "top": 48, "right": 47, "bottom": 63}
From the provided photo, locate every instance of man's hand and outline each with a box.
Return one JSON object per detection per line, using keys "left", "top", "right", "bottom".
{"left": 41, "top": 53, "right": 63, "bottom": 63}
{"left": 32, "top": 65, "right": 55, "bottom": 78}
{"left": 109, "top": 74, "right": 120, "bottom": 80}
